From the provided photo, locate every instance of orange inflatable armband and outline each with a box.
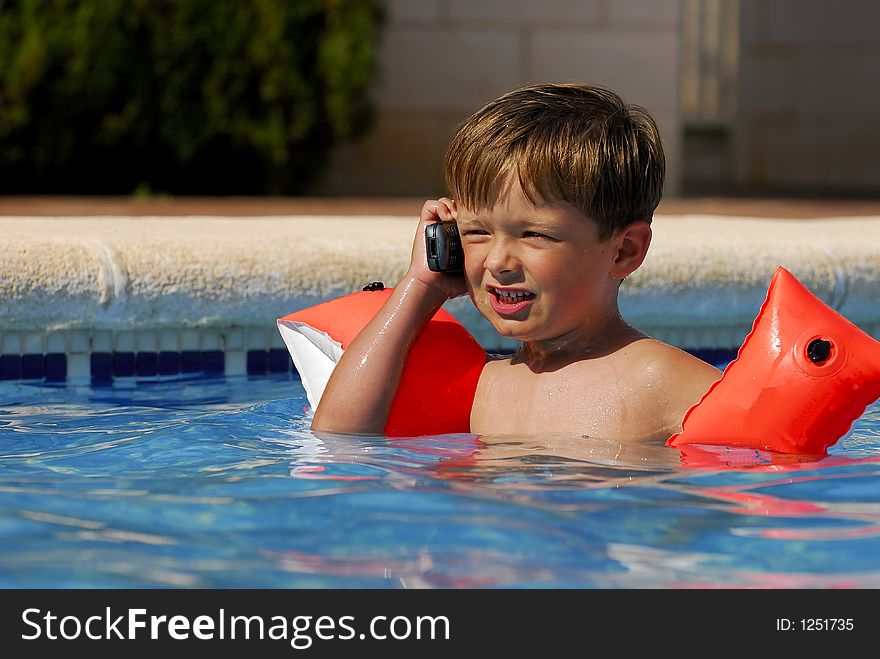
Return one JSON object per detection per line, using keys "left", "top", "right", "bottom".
{"left": 277, "top": 286, "right": 486, "bottom": 436}
{"left": 668, "top": 267, "right": 880, "bottom": 454}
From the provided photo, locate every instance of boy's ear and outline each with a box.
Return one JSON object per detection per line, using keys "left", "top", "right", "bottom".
{"left": 610, "top": 221, "right": 652, "bottom": 279}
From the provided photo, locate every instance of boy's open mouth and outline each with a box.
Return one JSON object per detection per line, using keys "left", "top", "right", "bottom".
{"left": 489, "top": 286, "right": 535, "bottom": 303}
{"left": 487, "top": 286, "right": 536, "bottom": 314}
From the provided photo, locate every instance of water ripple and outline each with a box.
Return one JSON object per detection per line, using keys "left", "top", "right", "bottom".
{"left": 0, "top": 377, "right": 878, "bottom": 587}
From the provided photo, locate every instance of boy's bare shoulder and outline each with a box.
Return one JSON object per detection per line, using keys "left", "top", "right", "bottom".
{"left": 473, "top": 340, "right": 723, "bottom": 440}
{"left": 624, "top": 337, "right": 722, "bottom": 390}
{"left": 481, "top": 339, "right": 722, "bottom": 393}
{"left": 623, "top": 338, "right": 723, "bottom": 431}
{"left": 626, "top": 337, "right": 722, "bottom": 374}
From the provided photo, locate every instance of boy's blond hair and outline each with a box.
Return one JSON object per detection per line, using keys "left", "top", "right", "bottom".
{"left": 443, "top": 83, "right": 665, "bottom": 240}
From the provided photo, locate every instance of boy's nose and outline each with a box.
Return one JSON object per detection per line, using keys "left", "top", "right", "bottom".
{"left": 483, "top": 239, "right": 520, "bottom": 276}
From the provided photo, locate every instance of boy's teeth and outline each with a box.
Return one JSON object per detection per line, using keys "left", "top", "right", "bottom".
{"left": 497, "top": 289, "right": 530, "bottom": 302}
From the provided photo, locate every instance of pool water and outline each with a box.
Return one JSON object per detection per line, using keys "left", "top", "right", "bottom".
{"left": 1, "top": 373, "right": 879, "bottom": 588}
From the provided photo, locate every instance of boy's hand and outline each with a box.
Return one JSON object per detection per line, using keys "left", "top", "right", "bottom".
{"left": 406, "top": 198, "right": 467, "bottom": 301}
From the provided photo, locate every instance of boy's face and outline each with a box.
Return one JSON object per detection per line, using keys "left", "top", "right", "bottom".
{"left": 455, "top": 179, "right": 621, "bottom": 344}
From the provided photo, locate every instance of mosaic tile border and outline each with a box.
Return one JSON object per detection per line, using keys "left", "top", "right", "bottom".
{"left": 0, "top": 325, "right": 738, "bottom": 384}
{"left": 0, "top": 327, "right": 294, "bottom": 384}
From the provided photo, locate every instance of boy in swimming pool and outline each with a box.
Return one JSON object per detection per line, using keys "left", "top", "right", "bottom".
{"left": 312, "top": 83, "right": 722, "bottom": 442}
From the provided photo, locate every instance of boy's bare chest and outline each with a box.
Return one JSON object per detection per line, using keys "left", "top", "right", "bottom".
{"left": 470, "top": 359, "right": 659, "bottom": 439}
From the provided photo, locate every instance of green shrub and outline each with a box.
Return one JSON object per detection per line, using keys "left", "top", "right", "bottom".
{"left": 0, "top": 0, "right": 383, "bottom": 194}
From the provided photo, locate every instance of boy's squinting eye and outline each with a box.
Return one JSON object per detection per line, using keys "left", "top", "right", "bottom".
{"left": 523, "top": 231, "right": 555, "bottom": 240}
{"left": 461, "top": 229, "right": 489, "bottom": 236}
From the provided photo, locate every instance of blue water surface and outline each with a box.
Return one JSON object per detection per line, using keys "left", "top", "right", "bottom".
{"left": 1, "top": 374, "right": 879, "bottom": 588}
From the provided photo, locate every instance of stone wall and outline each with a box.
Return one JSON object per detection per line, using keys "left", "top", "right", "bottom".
{"left": 313, "top": 0, "right": 682, "bottom": 197}
{"left": 734, "top": 0, "right": 880, "bottom": 194}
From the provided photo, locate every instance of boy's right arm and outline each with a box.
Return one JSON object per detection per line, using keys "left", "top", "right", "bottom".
{"left": 310, "top": 198, "right": 466, "bottom": 435}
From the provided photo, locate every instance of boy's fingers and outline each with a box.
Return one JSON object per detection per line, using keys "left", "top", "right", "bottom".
{"left": 438, "top": 197, "right": 456, "bottom": 220}
{"left": 421, "top": 198, "right": 456, "bottom": 224}
{"left": 420, "top": 201, "right": 442, "bottom": 223}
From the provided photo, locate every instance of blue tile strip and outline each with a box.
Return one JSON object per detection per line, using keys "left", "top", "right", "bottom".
{"left": 684, "top": 348, "right": 737, "bottom": 368}
{"left": 0, "top": 354, "right": 22, "bottom": 380}
{"left": 204, "top": 351, "right": 224, "bottom": 375}
{"left": 158, "top": 351, "right": 180, "bottom": 376}
{"left": 21, "top": 354, "right": 45, "bottom": 379}
{"left": 268, "top": 348, "right": 292, "bottom": 373}
{"left": 180, "top": 351, "right": 204, "bottom": 373}
{"left": 136, "top": 352, "right": 158, "bottom": 377}
{"left": 45, "top": 354, "right": 67, "bottom": 382}
{"left": 91, "top": 353, "right": 113, "bottom": 383}
{"left": 0, "top": 347, "right": 734, "bottom": 384}
{"left": 113, "top": 352, "right": 135, "bottom": 377}
{"left": 83, "top": 350, "right": 235, "bottom": 384}
{"left": 247, "top": 350, "right": 268, "bottom": 376}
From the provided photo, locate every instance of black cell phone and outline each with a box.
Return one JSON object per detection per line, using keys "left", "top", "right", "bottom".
{"left": 425, "top": 220, "right": 464, "bottom": 272}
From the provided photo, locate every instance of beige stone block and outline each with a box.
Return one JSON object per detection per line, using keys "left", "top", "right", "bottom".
{"left": 529, "top": 31, "right": 680, "bottom": 109}
{"left": 446, "top": 0, "right": 602, "bottom": 25}
{"left": 793, "top": 55, "right": 880, "bottom": 114}
{"left": 796, "top": 118, "right": 880, "bottom": 190}
{"left": 375, "top": 27, "right": 522, "bottom": 112}
{"left": 650, "top": 110, "right": 683, "bottom": 197}
{"left": 315, "top": 113, "right": 451, "bottom": 196}
{"left": 742, "top": 112, "right": 880, "bottom": 193}
{"left": 682, "top": 132, "right": 734, "bottom": 190}
{"left": 738, "top": 57, "right": 795, "bottom": 113}
{"left": 0, "top": 216, "right": 405, "bottom": 331}
{"left": 0, "top": 235, "right": 104, "bottom": 333}
{"left": 741, "top": 0, "right": 879, "bottom": 46}
{"left": 747, "top": 120, "right": 804, "bottom": 188}
{"left": 385, "top": 0, "right": 442, "bottom": 23}
{"left": 608, "top": 0, "right": 680, "bottom": 26}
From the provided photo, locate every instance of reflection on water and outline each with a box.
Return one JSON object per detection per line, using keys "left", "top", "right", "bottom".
{"left": 0, "top": 375, "right": 879, "bottom": 588}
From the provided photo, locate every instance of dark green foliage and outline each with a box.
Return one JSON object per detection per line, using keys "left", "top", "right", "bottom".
{"left": 0, "top": 0, "right": 382, "bottom": 194}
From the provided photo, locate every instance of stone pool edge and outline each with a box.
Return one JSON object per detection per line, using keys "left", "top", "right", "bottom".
{"left": 1, "top": 214, "right": 878, "bottom": 381}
